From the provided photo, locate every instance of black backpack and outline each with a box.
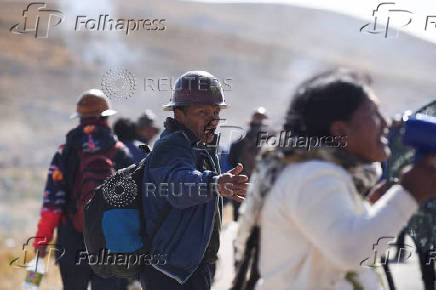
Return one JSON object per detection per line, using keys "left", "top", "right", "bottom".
{"left": 83, "top": 146, "right": 169, "bottom": 279}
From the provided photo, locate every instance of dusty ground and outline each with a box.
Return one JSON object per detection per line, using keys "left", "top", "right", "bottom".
{"left": 0, "top": 206, "right": 428, "bottom": 290}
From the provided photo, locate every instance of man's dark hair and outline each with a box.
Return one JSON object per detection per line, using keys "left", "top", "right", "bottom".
{"left": 174, "top": 106, "right": 187, "bottom": 114}
{"left": 284, "top": 69, "right": 372, "bottom": 137}
{"left": 113, "top": 118, "right": 136, "bottom": 142}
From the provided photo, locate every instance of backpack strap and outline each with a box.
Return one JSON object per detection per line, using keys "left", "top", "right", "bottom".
{"left": 133, "top": 160, "right": 147, "bottom": 238}
{"left": 139, "top": 144, "right": 151, "bottom": 154}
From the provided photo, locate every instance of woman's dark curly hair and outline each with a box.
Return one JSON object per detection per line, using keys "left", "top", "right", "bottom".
{"left": 284, "top": 69, "right": 373, "bottom": 137}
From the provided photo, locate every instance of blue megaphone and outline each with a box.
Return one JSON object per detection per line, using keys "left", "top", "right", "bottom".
{"left": 403, "top": 113, "right": 436, "bottom": 162}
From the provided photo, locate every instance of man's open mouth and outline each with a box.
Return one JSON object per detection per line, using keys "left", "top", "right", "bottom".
{"left": 204, "top": 127, "right": 216, "bottom": 136}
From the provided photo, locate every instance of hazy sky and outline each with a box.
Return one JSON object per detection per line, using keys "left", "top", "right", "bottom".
{"left": 192, "top": 0, "right": 436, "bottom": 44}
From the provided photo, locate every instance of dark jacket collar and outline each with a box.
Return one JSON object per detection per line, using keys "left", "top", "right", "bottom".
{"left": 162, "top": 117, "right": 200, "bottom": 146}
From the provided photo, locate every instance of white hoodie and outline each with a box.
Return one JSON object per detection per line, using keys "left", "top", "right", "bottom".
{"left": 256, "top": 160, "right": 418, "bottom": 290}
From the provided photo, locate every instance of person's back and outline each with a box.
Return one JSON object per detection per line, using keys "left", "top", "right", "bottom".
{"left": 33, "top": 89, "right": 133, "bottom": 290}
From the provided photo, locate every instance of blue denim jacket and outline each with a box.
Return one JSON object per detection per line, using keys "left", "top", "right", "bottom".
{"left": 141, "top": 117, "right": 222, "bottom": 284}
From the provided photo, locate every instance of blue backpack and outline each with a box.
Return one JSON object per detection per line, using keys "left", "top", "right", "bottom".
{"left": 83, "top": 145, "right": 169, "bottom": 278}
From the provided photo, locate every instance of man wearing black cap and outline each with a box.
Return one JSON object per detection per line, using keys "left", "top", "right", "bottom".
{"left": 33, "top": 89, "right": 133, "bottom": 290}
{"left": 228, "top": 107, "right": 269, "bottom": 221}
{"left": 139, "top": 71, "right": 248, "bottom": 289}
{"left": 113, "top": 110, "right": 160, "bottom": 163}
{"left": 136, "top": 109, "right": 160, "bottom": 145}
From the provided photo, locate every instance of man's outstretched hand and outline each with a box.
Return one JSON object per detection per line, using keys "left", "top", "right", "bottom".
{"left": 216, "top": 163, "right": 249, "bottom": 202}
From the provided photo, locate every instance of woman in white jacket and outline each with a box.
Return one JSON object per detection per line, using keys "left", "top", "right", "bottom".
{"left": 235, "top": 70, "right": 436, "bottom": 290}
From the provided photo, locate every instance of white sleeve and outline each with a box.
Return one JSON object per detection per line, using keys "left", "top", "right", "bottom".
{"left": 285, "top": 169, "right": 418, "bottom": 270}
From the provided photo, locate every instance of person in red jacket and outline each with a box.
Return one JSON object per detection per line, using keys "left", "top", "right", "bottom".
{"left": 33, "top": 89, "right": 133, "bottom": 290}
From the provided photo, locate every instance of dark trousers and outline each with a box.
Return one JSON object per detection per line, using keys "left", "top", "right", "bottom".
{"left": 232, "top": 200, "right": 241, "bottom": 221}
{"left": 140, "top": 263, "right": 215, "bottom": 290}
{"left": 59, "top": 261, "right": 126, "bottom": 290}
{"left": 417, "top": 248, "right": 436, "bottom": 290}
{"left": 56, "top": 218, "right": 128, "bottom": 290}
